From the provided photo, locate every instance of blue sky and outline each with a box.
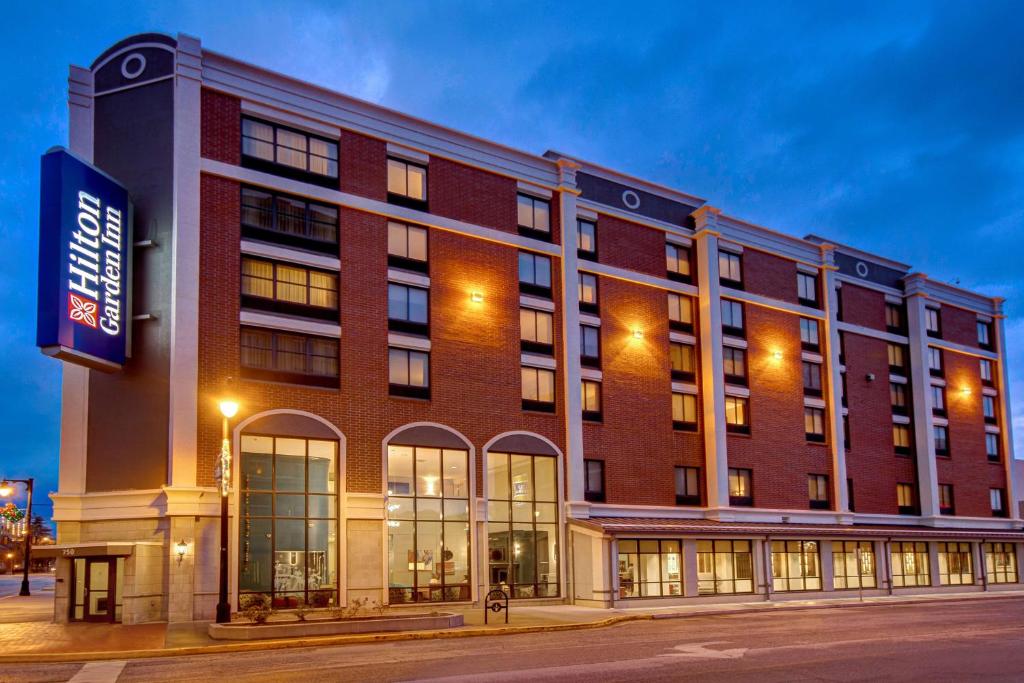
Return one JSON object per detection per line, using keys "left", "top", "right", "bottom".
{"left": 2, "top": 2, "right": 1023, "bottom": 516}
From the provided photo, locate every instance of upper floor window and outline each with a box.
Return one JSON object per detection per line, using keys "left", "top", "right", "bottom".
{"left": 888, "top": 343, "right": 907, "bottom": 373}
{"left": 980, "top": 359, "right": 994, "bottom": 385}
{"left": 388, "top": 347, "right": 429, "bottom": 399}
{"left": 668, "top": 293, "right": 694, "bottom": 332}
{"left": 241, "top": 257, "right": 338, "bottom": 320}
{"left": 517, "top": 193, "right": 551, "bottom": 239}
{"left": 925, "top": 307, "right": 941, "bottom": 338}
{"left": 890, "top": 382, "right": 908, "bottom": 415}
{"left": 928, "top": 347, "right": 944, "bottom": 377}
{"left": 930, "top": 385, "right": 946, "bottom": 416}
{"left": 799, "top": 318, "right": 820, "bottom": 351}
{"left": 584, "top": 460, "right": 605, "bottom": 503}
{"left": 577, "top": 219, "right": 597, "bottom": 258}
{"left": 578, "top": 273, "right": 599, "bottom": 313}
{"left": 520, "top": 308, "right": 554, "bottom": 355}
{"left": 518, "top": 252, "right": 552, "bottom": 297}
{"left": 725, "top": 396, "right": 749, "bottom": 434}
{"left": 721, "top": 299, "right": 744, "bottom": 337}
{"left": 522, "top": 366, "right": 556, "bottom": 412}
{"left": 240, "top": 327, "right": 338, "bottom": 388}
{"left": 897, "top": 483, "right": 917, "bottom": 515}
{"left": 387, "top": 222, "right": 428, "bottom": 273}
{"left": 388, "top": 283, "right": 429, "bottom": 335}
{"left": 672, "top": 393, "right": 698, "bottom": 431}
{"left": 581, "top": 380, "right": 602, "bottom": 421}
{"left": 580, "top": 324, "right": 601, "bottom": 367}
{"left": 808, "top": 474, "right": 829, "bottom": 510}
{"left": 241, "top": 187, "right": 338, "bottom": 253}
{"left": 728, "top": 468, "right": 752, "bottom": 506}
{"left": 797, "top": 272, "right": 818, "bottom": 307}
{"left": 885, "top": 303, "right": 905, "bottom": 334}
{"left": 802, "top": 361, "right": 822, "bottom": 397}
{"left": 387, "top": 157, "right": 427, "bottom": 207}
{"left": 983, "top": 395, "right": 997, "bottom": 424}
{"left": 666, "top": 243, "right": 692, "bottom": 282}
{"left": 938, "top": 484, "right": 955, "bottom": 516}
{"left": 933, "top": 424, "right": 949, "bottom": 456}
{"left": 893, "top": 423, "right": 912, "bottom": 455}
{"left": 991, "top": 488, "right": 1007, "bottom": 517}
{"left": 805, "top": 407, "right": 826, "bottom": 443}
{"left": 675, "top": 466, "right": 701, "bottom": 506}
{"left": 722, "top": 347, "right": 747, "bottom": 385}
{"left": 986, "top": 433, "right": 1001, "bottom": 462}
{"left": 719, "top": 250, "right": 742, "bottom": 287}
{"left": 670, "top": 342, "right": 696, "bottom": 382}
{"left": 242, "top": 117, "right": 338, "bottom": 184}
{"left": 977, "top": 321, "right": 993, "bottom": 349}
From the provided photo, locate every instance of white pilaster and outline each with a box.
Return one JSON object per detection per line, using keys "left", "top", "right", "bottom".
{"left": 992, "top": 302, "right": 1018, "bottom": 519}
{"left": 58, "top": 65, "right": 95, "bottom": 496}
{"left": 556, "top": 158, "right": 586, "bottom": 503}
{"left": 167, "top": 34, "right": 203, "bottom": 487}
{"left": 693, "top": 207, "right": 729, "bottom": 510}
{"left": 820, "top": 246, "right": 850, "bottom": 515}
{"left": 905, "top": 275, "right": 940, "bottom": 519}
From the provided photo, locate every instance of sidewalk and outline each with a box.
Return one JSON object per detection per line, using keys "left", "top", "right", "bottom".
{"left": 1, "top": 588, "right": 1022, "bottom": 663}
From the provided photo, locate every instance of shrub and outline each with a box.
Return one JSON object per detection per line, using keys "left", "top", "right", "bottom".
{"left": 239, "top": 594, "right": 272, "bottom": 624}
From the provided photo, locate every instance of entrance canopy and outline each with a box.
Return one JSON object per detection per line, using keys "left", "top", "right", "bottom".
{"left": 573, "top": 517, "right": 1024, "bottom": 541}
{"left": 33, "top": 541, "right": 138, "bottom": 559}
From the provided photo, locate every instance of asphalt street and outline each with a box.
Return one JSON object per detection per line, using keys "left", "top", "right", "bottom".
{"left": 8, "top": 596, "right": 1024, "bottom": 682}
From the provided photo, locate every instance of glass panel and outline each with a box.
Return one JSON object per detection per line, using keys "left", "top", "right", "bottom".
{"left": 415, "top": 448, "right": 442, "bottom": 497}
{"left": 274, "top": 519, "right": 306, "bottom": 596}
{"left": 241, "top": 452, "right": 273, "bottom": 490}
{"left": 510, "top": 455, "right": 533, "bottom": 501}
{"left": 488, "top": 453, "right": 510, "bottom": 500}
{"left": 416, "top": 498, "right": 443, "bottom": 521}
{"left": 275, "top": 453, "right": 305, "bottom": 492}
{"left": 240, "top": 519, "right": 272, "bottom": 593}
{"left": 407, "top": 165, "right": 426, "bottom": 200}
{"left": 88, "top": 561, "right": 109, "bottom": 616}
{"left": 388, "top": 159, "right": 408, "bottom": 195}
{"left": 443, "top": 499, "right": 470, "bottom": 521}
{"left": 534, "top": 456, "right": 556, "bottom": 501}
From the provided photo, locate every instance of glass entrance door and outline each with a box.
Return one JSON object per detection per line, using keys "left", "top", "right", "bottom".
{"left": 85, "top": 558, "right": 113, "bottom": 622}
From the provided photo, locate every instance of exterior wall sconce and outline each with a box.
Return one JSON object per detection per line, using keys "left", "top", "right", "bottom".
{"left": 470, "top": 291, "right": 484, "bottom": 303}
{"left": 772, "top": 350, "right": 783, "bottom": 361}
{"left": 633, "top": 329, "right": 644, "bottom": 340}
{"left": 960, "top": 386, "right": 972, "bottom": 397}
{"left": 175, "top": 540, "right": 188, "bottom": 565}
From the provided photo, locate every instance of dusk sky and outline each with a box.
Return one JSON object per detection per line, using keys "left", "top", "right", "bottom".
{"left": 2, "top": 2, "right": 1022, "bottom": 516}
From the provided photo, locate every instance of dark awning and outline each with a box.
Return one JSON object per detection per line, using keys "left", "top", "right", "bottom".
{"left": 32, "top": 542, "right": 137, "bottom": 559}
{"left": 572, "top": 517, "right": 1024, "bottom": 541}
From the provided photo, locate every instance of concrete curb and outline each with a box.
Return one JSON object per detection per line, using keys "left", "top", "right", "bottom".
{"left": 1, "top": 592, "right": 1021, "bottom": 664}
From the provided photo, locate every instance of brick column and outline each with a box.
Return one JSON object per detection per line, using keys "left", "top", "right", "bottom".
{"left": 693, "top": 207, "right": 730, "bottom": 512}
{"left": 904, "top": 275, "right": 940, "bottom": 519}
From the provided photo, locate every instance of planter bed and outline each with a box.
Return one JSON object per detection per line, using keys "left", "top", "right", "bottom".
{"left": 208, "top": 612, "right": 464, "bottom": 640}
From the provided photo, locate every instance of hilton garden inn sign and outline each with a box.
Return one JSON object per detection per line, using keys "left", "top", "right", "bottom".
{"left": 37, "top": 147, "right": 132, "bottom": 371}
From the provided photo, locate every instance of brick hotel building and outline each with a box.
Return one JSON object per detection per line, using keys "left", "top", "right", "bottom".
{"left": 42, "top": 33, "right": 1023, "bottom": 624}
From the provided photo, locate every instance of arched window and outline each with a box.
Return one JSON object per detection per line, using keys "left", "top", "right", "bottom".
{"left": 238, "top": 417, "right": 339, "bottom": 609}
{"left": 486, "top": 434, "right": 560, "bottom": 598}
{"left": 386, "top": 426, "right": 471, "bottom": 603}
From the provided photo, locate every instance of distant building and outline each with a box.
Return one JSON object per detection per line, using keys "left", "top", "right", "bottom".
{"left": 39, "top": 33, "right": 1021, "bottom": 624}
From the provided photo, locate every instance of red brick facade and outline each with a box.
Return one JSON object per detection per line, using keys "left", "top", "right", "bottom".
{"left": 840, "top": 282, "right": 887, "bottom": 331}
{"left": 594, "top": 214, "right": 665, "bottom": 278}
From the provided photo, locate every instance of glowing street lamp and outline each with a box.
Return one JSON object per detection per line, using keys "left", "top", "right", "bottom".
{"left": 0, "top": 478, "right": 34, "bottom": 596}
{"left": 215, "top": 399, "right": 239, "bottom": 624}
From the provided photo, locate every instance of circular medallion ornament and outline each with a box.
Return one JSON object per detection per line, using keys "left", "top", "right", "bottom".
{"left": 855, "top": 261, "right": 869, "bottom": 278}
{"left": 622, "top": 189, "right": 641, "bottom": 210}
{"left": 121, "top": 53, "right": 147, "bottom": 80}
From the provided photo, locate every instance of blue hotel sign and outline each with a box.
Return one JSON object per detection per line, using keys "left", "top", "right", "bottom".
{"left": 37, "top": 147, "right": 132, "bottom": 371}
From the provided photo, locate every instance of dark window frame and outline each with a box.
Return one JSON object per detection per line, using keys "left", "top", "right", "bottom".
{"left": 577, "top": 218, "right": 597, "bottom": 260}
{"left": 584, "top": 459, "right": 605, "bottom": 503}
{"left": 239, "top": 326, "right": 339, "bottom": 388}
{"left": 386, "top": 156, "right": 429, "bottom": 211}
{"left": 808, "top": 473, "right": 830, "bottom": 510}
{"left": 797, "top": 271, "right": 819, "bottom": 308}
{"left": 240, "top": 186, "right": 339, "bottom": 254}
{"left": 241, "top": 116, "right": 339, "bottom": 188}
{"left": 387, "top": 221, "right": 430, "bottom": 274}
{"left": 728, "top": 467, "right": 753, "bottom": 507}
{"left": 518, "top": 252, "right": 553, "bottom": 299}
{"left": 675, "top": 466, "right": 701, "bottom": 506}
{"left": 240, "top": 256, "right": 339, "bottom": 322}
{"left": 387, "top": 282, "right": 430, "bottom": 336}
{"left": 719, "top": 250, "right": 744, "bottom": 290}
{"left": 388, "top": 347, "right": 430, "bottom": 400}
{"left": 517, "top": 193, "right": 552, "bottom": 242}
{"left": 580, "top": 323, "right": 601, "bottom": 368}
{"left": 581, "top": 379, "right": 603, "bottom": 422}
{"left": 666, "top": 242, "right": 693, "bottom": 284}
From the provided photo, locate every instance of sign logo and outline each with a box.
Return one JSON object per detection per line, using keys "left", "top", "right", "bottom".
{"left": 37, "top": 147, "right": 132, "bottom": 371}
{"left": 67, "top": 293, "right": 98, "bottom": 329}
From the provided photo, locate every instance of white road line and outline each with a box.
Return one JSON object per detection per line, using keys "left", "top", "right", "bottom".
{"left": 67, "top": 660, "right": 128, "bottom": 683}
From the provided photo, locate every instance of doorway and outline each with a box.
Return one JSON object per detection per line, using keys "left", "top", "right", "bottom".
{"left": 70, "top": 556, "right": 124, "bottom": 623}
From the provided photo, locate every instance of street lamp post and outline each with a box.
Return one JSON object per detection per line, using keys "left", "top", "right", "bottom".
{"left": 0, "top": 478, "right": 34, "bottom": 596}
{"left": 215, "top": 400, "right": 239, "bottom": 624}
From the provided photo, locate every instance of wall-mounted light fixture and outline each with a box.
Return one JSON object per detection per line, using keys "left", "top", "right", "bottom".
{"left": 470, "top": 291, "right": 484, "bottom": 303}
{"left": 633, "top": 329, "right": 644, "bottom": 340}
{"left": 175, "top": 540, "right": 188, "bottom": 565}
{"left": 960, "top": 386, "right": 972, "bottom": 397}
{"left": 772, "top": 350, "right": 783, "bottom": 361}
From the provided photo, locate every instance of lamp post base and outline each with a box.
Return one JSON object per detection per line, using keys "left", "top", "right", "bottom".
{"left": 216, "top": 602, "right": 231, "bottom": 624}
{"left": 19, "top": 578, "right": 29, "bottom": 597}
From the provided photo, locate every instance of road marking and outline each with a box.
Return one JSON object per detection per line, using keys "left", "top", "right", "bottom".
{"left": 659, "top": 641, "right": 748, "bottom": 659}
{"left": 67, "top": 660, "right": 127, "bottom": 683}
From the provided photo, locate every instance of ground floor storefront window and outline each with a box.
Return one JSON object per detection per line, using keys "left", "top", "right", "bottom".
{"left": 937, "top": 542, "right": 973, "bottom": 586}
{"left": 617, "top": 540, "right": 682, "bottom": 598}
{"left": 239, "top": 435, "right": 339, "bottom": 608}
{"left": 487, "top": 452, "right": 559, "bottom": 598}
{"left": 697, "top": 540, "right": 753, "bottom": 595}
{"left": 983, "top": 542, "right": 1018, "bottom": 584}
{"left": 832, "top": 541, "right": 876, "bottom": 589}
{"left": 387, "top": 446, "right": 471, "bottom": 603}
{"left": 771, "top": 540, "right": 821, "bottom": 591}
{"left": 890, "top": 542, "right": 930, "bottom": 587}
